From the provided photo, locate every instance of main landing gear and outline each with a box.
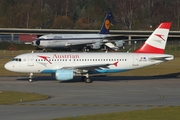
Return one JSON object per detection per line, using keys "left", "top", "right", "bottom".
{"left": 29, "top": 73, "right": 33, "bottom": 82}
{"left": 81, "top": 74, "right": 92, "bottom": 83}
{"left": 27, "top": 73, "right": 92, "bottom": 83}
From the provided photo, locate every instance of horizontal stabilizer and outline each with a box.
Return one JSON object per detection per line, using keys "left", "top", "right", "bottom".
{"left": 149, "top": 56, "right": 174, "bottom": 61}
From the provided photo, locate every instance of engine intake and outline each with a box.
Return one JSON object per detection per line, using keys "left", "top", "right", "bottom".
{"left": 55, "top": 70, "right": 74, "bottom": 81}
{"left": 114, "top": 40, "right": 124, "bottom": 47}
{"left": 90, "top": 42, "right": 101, "bottom": 49}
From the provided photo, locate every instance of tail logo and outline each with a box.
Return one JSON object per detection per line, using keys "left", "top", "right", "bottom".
{"left": 155, "top": 34, "right": 165, "bottom": 41}
{"left": 105, "top": 20, "right": 110, "bottom": 30}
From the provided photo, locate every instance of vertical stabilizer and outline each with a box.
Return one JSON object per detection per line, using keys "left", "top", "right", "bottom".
{"left": 99, "top": 11, "right": 113, "bottom": 34}
{"left": 135, "top": 22, "right": 171, "bottom": 54}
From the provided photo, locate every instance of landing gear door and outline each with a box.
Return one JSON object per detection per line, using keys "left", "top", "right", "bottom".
{"left": 133, "top": 55, "right": 139, "bottom": 66}
{"left": 28, "top": 55, "right": 34, "bottom": 66}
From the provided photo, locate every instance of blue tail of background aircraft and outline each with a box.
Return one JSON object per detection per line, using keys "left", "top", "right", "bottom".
{"left": 99, "top": 11, "right": 113, "bottom": 34}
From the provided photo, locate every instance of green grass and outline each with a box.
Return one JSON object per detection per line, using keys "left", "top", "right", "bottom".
{"left": 0, "top": 91, "right": 49, "bottom": 105}
{"left": 52, "top": 106, "right": 180, "bottom": 120}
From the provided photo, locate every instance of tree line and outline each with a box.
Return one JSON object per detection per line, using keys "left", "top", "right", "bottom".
{"left": 0, "top": 0, "right": 179, "bottom": 30}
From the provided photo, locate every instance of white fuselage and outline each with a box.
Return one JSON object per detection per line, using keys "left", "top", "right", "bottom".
{"left": 32, "top": 34, "right": 112, "bottom": 48}
{"left": 4, "top": 52, "right": 174, "bottom": 74}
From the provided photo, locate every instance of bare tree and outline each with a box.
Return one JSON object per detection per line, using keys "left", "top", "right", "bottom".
{"left": 114, "top": 0, "right": 143, "bottom": 30}
{"left": 169, "top": 0, "right": 180, "bottom": 30}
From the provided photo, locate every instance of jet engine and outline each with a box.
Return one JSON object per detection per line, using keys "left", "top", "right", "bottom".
{"left": 55, "top": 70, "right": 74, "bottom": 81}
{"left": 90, "top": 42, "right": 102, "bottom": 49}
{"left": 114, "top": 40, "right": 124, "bottom": 47}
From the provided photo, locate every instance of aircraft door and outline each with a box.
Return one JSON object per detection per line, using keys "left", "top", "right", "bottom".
{"left": 28, "top": 55, "right": 34, "bottom": 66}
{"left": 133, "top": 55, "right": 139, "bottom": 66}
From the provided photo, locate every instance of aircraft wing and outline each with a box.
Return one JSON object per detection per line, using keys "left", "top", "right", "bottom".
{"left": 61, "top": 62, "right": 118, "bottom": 72}
{"left": 63, "top": 35, "right": 122, "bottom": 46}
{"left": 103, "top": 38, "right": 147, "bottom": 51}
{"left": 106, "top": 38, "right": 147, "bottom": 42}
{"left": 65, "top": 37, "right": 146, "bottom": 51}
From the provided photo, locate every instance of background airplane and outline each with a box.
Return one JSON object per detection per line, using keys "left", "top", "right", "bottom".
{"left": 31, "top": 11, "right": 127, "bottom": 51}
{"left": 5, "top": 22, "right": 173, "bottom": 83}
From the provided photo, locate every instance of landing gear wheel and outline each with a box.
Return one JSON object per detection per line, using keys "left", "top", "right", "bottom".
{"left": 85, "top": 78, "right": 92, "bottom": 83}
{"left": 29, "top": 79, "right": 33, "bottom": 82}
{"left": 82, "top": 73, "right": 92, "bottom": 83}
{"left": 29, "top": 73, "right": 33, "bottom": 83}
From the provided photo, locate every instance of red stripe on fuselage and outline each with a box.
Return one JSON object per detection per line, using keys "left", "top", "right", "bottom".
{"left": 135, "top": 43, "right": 164, "bottom": 54}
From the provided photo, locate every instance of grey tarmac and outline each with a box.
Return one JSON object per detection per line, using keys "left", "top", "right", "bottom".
{"left": 0, "top": 76, "right": 180, "bottom": 120}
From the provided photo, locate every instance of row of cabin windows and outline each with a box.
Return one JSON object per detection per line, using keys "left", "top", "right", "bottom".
{"left": 36, "top": 58, "right": 127, "bottom": 62}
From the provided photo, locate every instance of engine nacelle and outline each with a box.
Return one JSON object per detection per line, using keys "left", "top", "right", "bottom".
{"left": 55, "top": 70, "right": 74, "bottom": 81}
{"left": 90, "top": 42, "right": 101, "bottom": 49}
{"left": 114, "top": 40, "right": 124, "bottom": 47}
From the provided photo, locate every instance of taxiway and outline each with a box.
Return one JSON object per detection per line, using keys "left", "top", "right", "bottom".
{"left": 0, "top": 76, "right": 180, "bottom": 120}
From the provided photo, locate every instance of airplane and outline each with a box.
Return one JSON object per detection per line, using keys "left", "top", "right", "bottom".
{"left": 5, "top": 22, "right": 173, "bottom": 83}
{"left": 31, "top": 11, "right": 126, "bottom": 51}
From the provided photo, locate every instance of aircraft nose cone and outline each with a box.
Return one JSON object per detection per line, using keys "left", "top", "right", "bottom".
{"left": 4, "top": 62, "right": 11, "bottom": 71}
{"left": 4, "top": 62, "right": 17, "bottom": 72}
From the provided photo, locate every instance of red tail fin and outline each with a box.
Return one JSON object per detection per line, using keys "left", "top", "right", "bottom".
{"left": 135, "top": 22, "right": 171, "bottom": 54}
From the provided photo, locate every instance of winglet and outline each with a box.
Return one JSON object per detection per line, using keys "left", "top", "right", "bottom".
{"left": 135, "top": 22, "right": 171, "bottom": 54}
{"left": 99, "top": 11, "right": 113, "bottom": 34}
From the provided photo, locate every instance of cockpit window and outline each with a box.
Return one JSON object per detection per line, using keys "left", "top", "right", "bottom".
{"left": 12, "top": 58, "right": 22, "bottom": 62}
{"left": 12, "top": 58, "right": 17, "bottom": 61}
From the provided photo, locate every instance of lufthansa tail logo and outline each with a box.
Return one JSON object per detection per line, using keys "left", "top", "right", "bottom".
{"left": 105, "top": 20, "right": 110, "bottom": 30}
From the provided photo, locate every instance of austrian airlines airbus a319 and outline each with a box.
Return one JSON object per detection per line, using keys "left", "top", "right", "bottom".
{"left": 5, "top": 22, "right": 174, "bottom": 83}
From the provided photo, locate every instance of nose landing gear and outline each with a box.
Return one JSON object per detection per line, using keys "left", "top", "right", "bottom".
{"left": 29, "top": 73, "right": 33, "bottom": 82}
